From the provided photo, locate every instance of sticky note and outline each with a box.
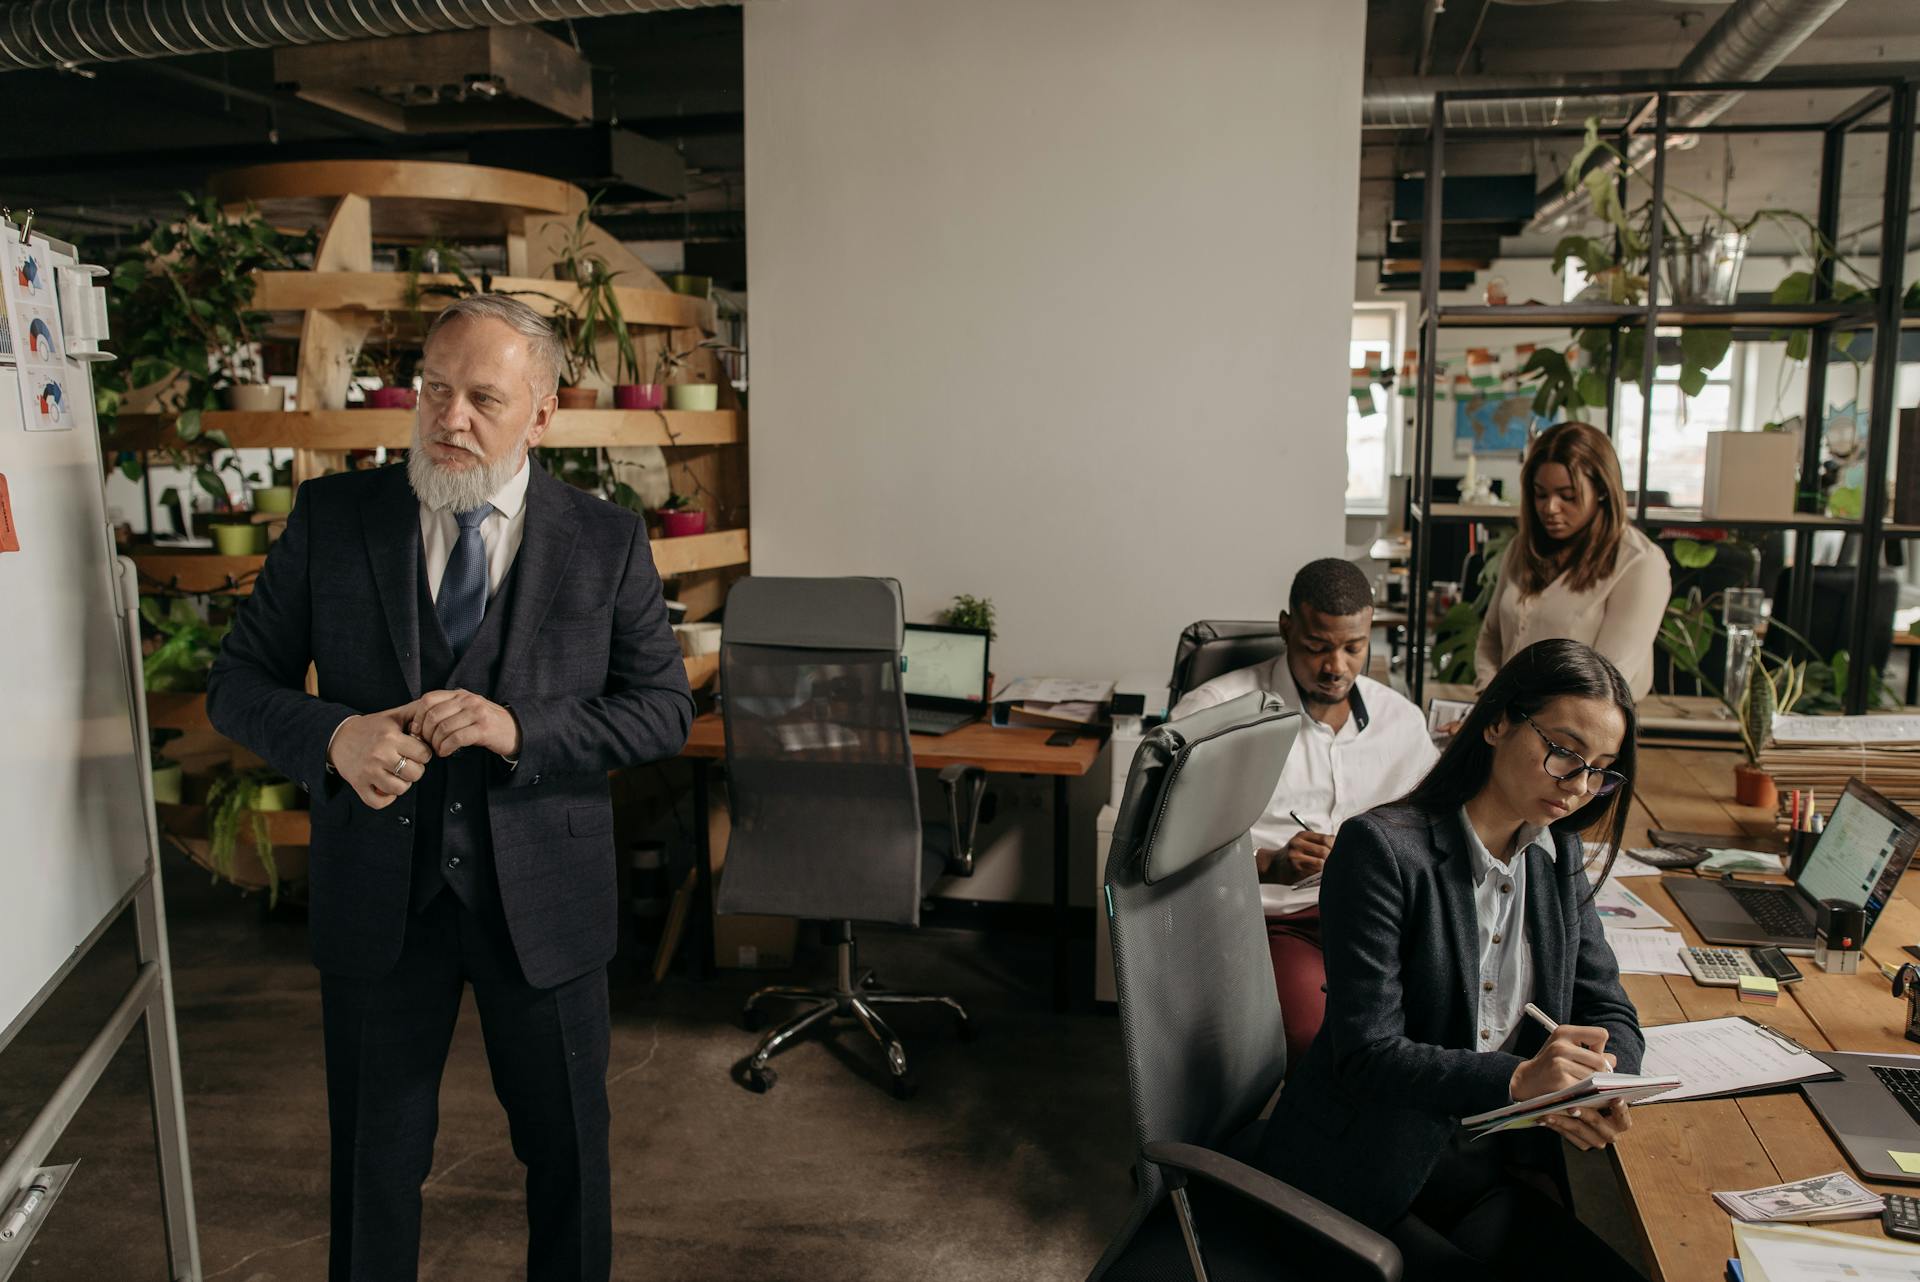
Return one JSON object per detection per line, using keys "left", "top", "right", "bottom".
{"left": 0, "top": 474, "right": 16, "bottom": 553}
{"left": 1891, "top": 1151, "right": 1920, "bottom": 1174}
{"left": 1738, "top": 975, "right": 1779, "bottom": 1004}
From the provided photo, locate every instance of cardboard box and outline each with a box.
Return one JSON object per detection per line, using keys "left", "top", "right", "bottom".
{"left": 1702, "top": 430, "right": 1801, "bottom": 521}
{"left": 705, "top": 779, "right": 798, "bottom": 970}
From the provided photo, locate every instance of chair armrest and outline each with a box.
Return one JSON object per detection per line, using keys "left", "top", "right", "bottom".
{"left": 1142, "top": 1141, "right": 1402, "bottom": 1282}
{"left": 935, "top": 764, "right": 988, "bottom": 876}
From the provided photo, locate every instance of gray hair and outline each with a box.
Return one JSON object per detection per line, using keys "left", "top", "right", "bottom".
{"left": 424, "top": 293, "right": 565, "bottom": 401}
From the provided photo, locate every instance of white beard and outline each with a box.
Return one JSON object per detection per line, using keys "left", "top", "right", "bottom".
{"left": 406, "top": 419, "right": 528, "bottom": 512}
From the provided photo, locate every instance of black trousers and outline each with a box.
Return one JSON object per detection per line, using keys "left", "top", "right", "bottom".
{"left": 1385, "top": 1132, "right": 1647, "bottom": 1282}
{"left": 319, "top": 890, "right": 612, "bottom": 1282}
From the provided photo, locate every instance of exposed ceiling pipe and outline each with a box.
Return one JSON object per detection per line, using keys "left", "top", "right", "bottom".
{"left": 1363, "top": 73, "right": 1662, "bottom": 130}
{"left": 1527, "top": 0, "right": 1852, "bottom": 228}
{"left": 0, "top": 0, "right": 751, "bottom": 74}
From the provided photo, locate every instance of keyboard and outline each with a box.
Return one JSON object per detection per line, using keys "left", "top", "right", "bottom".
{"left": 1873, "top": 1065, "right": 1920, "bottom": 1129}
{"left": 907, "top": 709, "right": 977, "bottom": 736}
{"left": 1726, "top": 884, "right": 1817, "bottom": 939}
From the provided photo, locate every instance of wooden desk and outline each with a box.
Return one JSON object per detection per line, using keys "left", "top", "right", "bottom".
{"left": 1608, "top": 746, "right": 1920, "bottom": 1279}
{"left": 679, "top": 714, "right": 1105, "bottom": 1011}
{"left": 1428, "top": 684, "right": 1738, "bottom": 745}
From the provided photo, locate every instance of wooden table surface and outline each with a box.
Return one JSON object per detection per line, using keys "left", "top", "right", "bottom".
{"left": 1613, "top": 747, "right": 1920, "bottom": 1280}
{"left": 679, "top": 712, "right": 1106, "bottom": 777}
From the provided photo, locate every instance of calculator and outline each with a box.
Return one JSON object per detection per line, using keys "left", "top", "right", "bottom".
{"left": 1682, "top": 945, "right": 1805, "bottom": 987}
{"left": 1884, "top": 1193, "right": 1920, "bottom": 1242}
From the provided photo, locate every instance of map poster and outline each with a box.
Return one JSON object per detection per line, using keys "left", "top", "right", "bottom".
{"left": 1, "top": 236, "right": 73, "bottom": 432}
{"left": 1454, "top": 390, "right": 1554, "bottom": 457}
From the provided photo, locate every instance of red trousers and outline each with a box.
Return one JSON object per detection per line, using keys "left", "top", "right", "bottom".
{"left": 1267, "top": 905, "right": 1324, "bottom": 1070}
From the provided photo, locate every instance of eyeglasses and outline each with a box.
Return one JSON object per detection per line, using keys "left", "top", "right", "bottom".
{"left": 1519, "top": 713, "right": 1626, "bottom": 797}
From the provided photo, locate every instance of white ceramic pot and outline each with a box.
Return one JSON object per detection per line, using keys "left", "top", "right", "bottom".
{"left": 667, "top": 383, "right": 719, "bottom": 412}
{"left": 674, "top": 622, "right": 723, "bottom": 658}
{"left": 224, "top": 383, "right": 285, "bottom": 412}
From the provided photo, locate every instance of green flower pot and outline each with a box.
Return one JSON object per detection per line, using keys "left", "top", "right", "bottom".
{"left": 151, "top": 763, "right": 183, "bottom": 806}
{"left": 668, "top": 383, "right": 719, "bottom": 412}
{"left": 254, "top": 781, "right": 299, "bottom": 812}
{"left": 250, "top": 485, "right": 293, "bottom": 514}
{"left": 211, "top": 522, "right": 267, "bottom": 556}
{"left": 667, "top": 273, "right": 712, "bottom": 298}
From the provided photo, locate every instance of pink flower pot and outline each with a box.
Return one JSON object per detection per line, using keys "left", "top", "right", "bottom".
{"left": 614, "top": 383, "right": 666, "bottom": 410}
{"left": 367, "top": 386, "right": 416, "bottom": 410}
{"left": 660, "top": 510, "right": 707, "bottom": 538}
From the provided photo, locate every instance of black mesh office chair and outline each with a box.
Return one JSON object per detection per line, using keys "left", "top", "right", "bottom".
{"left": 1766, "top": 564, "right": 1899, "bottom": 675}
{"left": 715, "top": 576, "right": 983, "bottom": 1098}
{"left": 1089, "top": 691, "right": 1401, "bottom": 1282}
{"left": 1167, "top": 620, "right": 1286, "bottom": 710}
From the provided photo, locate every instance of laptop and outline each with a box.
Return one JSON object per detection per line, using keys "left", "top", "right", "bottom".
{"left": 1665, "top": 778, "right": 1920, "bottom": 953}
{"left": 902, "top": 623, "right": 990, "bottom": 736}
{"left": 1806, "top": 1051, "right": 1920, "bottom": 1185}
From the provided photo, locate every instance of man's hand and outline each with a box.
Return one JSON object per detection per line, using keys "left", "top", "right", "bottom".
{"left": 1510, "top": 1024, "right": 1616, "bottom": 1102}
{"left": 412, "top": 688, "right": 522, "bottom": 760}
{"left": 1264, "top": 829, "right": 1335, "bottom": 883}
{"left": 328, "top": 702, "right": 432, "bottom": 811}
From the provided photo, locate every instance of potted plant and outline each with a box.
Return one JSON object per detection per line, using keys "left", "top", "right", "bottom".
{"left": 150, "top": 728, "right": 184, "bottom": 806}
{"left": 207, "top": 515, "right": 266, "bottom": 556}
{"left": 657, "top": 492, "right": 707, "bottom": 538}
{"left": 205, "top": 768, "right": 298, "bottom": 908}
{"left": 1735, "top": 651, "right": 1804, "bottom": 809}
{"left": 548, "top": 199, "right": 641, "bottom": 412}
{"left": 250, "top": 456, "right": 294, "bottom": 515}
{"left": 614, "top": 339, "right": 665, "bottom": 410}
{"left": 944, "top": 594, "right": 997, "bottom": 639}
{"left": 657, "top": 336, "right": 737, "bottom": 412}
{"left": 140, "top": 597, "right": 232, "bottom": 692}
{"left": 358, "top": 312, "right": 418, "bottom": 409}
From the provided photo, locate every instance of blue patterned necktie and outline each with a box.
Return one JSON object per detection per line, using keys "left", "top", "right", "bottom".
{"left": 436, "top": 505, "right": 492, "bottom": 658}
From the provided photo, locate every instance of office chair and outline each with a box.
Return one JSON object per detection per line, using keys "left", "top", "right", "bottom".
{"left": 1167, "top": 621, "right": 1286, "bottom": 710}
{"left": 1088, "top": 691, "right": 1401, "bottom": 1282}
{"left": 714, "top": 576, "right": 985, "bottom": 1098}
{"left": 1766, "top": 564, "right": 1898, "bottom": 675}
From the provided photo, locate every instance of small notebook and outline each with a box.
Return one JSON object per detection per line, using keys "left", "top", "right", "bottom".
{"left": 1462, "top": 1071, "right": 1683, "bottom": 1137}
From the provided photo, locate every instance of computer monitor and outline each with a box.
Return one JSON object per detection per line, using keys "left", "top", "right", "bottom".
{"left": 1796, "top": 779, "right": 1920, "bottom": 936}
{"left": 902, "top": 624, "right": 991, "bottom": 709}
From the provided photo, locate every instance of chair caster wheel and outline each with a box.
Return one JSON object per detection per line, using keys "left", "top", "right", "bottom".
{"left": 744, "top": 1064, "right": 777, "bottom": 1093}
{"left": 955, "top": 1015, "right": 977, "bottom": 1044}
{"left": 890, "top": 1072, "right": 918, "bottom": 1101}
{"left": 742, "top": 1006, "right": 767, "bottom": 1032}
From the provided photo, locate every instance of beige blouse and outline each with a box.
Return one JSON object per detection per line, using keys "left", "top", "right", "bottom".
{"left": 1473, "top": 524, "right": 1672, "bottom": 700}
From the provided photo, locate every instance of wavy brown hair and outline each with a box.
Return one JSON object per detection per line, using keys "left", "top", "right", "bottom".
{"left": 1513, "top": 421, "right": 1629, "bottom": 595}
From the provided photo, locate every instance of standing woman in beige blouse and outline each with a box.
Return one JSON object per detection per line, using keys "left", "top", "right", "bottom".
{"left": 1475, "top": 422, "right": 1671, "bottom": 700}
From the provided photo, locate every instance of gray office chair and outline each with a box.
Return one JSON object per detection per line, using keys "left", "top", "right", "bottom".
{"left": 715, "top": 576, "right": 983, "bottom": 1098}
{"left": 1167, "top": 620, "right": 1285, "bottom": 710}
{"left": 1089, "top": 691, "right": 1401, "bottom": 1282}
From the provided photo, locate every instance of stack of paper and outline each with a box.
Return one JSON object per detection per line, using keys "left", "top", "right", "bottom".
{"left": 1604, "top": 927, "right": 1688, "bottom": 975}
{"left": 1738, "top": 975, "right": 1780, "bottom": 1005}
{"left": 1734, "top": 1219, "right": 1920, "bottom": 1279}
{"left": 1639, "top": 1016, "right": 1836, "bottom": 1104}
{"left": 992, "top": 677, "right": 1114, "bottom": 729}
{"left": 1760, "top": 715, "right": 1920, "bottom": 814}
{"left": 1714, "top": 1171, "right": 1883, "bottom": 1223}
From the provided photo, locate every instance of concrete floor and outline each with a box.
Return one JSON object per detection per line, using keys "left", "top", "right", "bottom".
{"left": 0, "top": 851, "right": 1645, "bottom": 1281}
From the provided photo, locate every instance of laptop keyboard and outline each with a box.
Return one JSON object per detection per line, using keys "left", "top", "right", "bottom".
{"left": 1726, "top": 885, "right": 1817, "bottom": 939}
{"left": 907, "top": 710, "right": 974, "bottom": 735}
{"left": 1873, "top": 1066, "right": 1920, "bottom": 1129}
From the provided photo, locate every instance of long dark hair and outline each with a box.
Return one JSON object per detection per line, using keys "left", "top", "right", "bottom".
{"left": 1514, "top": 421, "right": 1629, "bottom": 595}
{"left": 1405, "top": 639, "right": 1638, "bottom": 888}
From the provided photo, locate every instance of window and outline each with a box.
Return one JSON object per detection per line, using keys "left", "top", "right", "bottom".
{"left": 1347, "top": 306, "right": 1402, "bottom": 510}
{"left": 1613, "top": 344, "right": 1739, "bottom": 509}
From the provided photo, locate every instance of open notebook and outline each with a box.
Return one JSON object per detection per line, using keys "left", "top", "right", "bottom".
{"left": 1462, "top": 1071, "right": 1683, "bottom": 1138}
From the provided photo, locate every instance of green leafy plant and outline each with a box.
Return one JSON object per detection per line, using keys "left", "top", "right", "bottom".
{"left": 140, "top": 597, "right": 231, "bottom": 693}
{"left": 1737, "top": 650, "right": 1805, "bottom": 766}
{"left": 945, "top": 594, "right": 997, "bottom": 639}
{"left": 203, "top": 769, "right": 288, "bottom": 907}
{"left": 100, "top": 193, "right": 316, "bottom": 471}
{"left": 354, "top": 310, "right": 415, "bottom": 389}
{"left": 659, "top": 491, "right": 700, "bottom": 514}
{"left": 548, "top": 196, "right": 641, "bottom": 387}
{"left": 1428, "top": 529, "right": 1514, "bottom": 683}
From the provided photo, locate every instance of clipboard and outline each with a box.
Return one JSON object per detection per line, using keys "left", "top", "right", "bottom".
{"left": 1640, "top": 1015, "right": 1840, "bottom": 1104}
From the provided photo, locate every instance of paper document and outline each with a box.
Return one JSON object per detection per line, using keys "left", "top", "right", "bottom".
{"left": 1461, "top": 1071, "right": 1682, "bottom": 1137}
{"left": 1584, "top": 844, "right": 1665, "bottom": 882}
{"left": 1260, "top": 876, "right": 1321, "bottom": 916}
{"left": 1427, "top": 698, "right": 1474, "bottom": 733}
{"left": 1605, "top": 927, "right": 1688, "bottom": 975}
{"left": 1771, "top": 714, "right": 1920, "bottom": 745}
{"left": 1702, "top": 848, "right": 1788, "bottom": 875}
{"left": 1639, "top": 1016, "right": 1836, "bottom": 1104}
{"left": 1714, "top": 1171, "right": 1883, "bottom": 1223}
{"left": 1593, "top": 881, "right": 1674, "bottom": 930}
{"left": 1733, "top": 1219, "right": 1920, "bottom": 1281}
{"left": 995, "top": 677, "right": 1114, "bottom": 705}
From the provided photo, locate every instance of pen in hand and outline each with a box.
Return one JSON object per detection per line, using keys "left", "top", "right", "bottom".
{"left": 1289, "top": 809, "right": 1313, "bottom": 831}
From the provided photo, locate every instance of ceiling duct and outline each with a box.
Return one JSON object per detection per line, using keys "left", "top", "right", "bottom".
{"left": 0, "top": 0, "right": 749, "bottom": 74}
{"left": 1363, "top": 74, "right": 1659, "bottom": 131}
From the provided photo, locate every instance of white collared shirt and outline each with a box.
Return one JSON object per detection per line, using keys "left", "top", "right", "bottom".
{"left": 1170, "top": 655, "right": 1438, "bottom": 852}
{"left": 1459, "top": 809, "right": 1546, "bottom": 1055}
{"left": 419, "top": 458, "right": 532, "bottom": 603}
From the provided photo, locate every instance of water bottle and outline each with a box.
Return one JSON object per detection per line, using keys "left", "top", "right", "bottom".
{"left": 1722, "top": 588, "right": 1765, "bottom": 709}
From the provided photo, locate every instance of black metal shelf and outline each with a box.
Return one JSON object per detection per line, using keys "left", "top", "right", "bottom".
{"left": 1429, "top": 303, "right": 1876, "bottom": 330}
{"left": 1411, "top": 503, "right": 1866, "bottom": 533}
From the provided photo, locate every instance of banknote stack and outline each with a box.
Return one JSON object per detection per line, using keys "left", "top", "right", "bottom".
{"left": 1713, "top": 1171, "right": 1885, "bottom": 1223}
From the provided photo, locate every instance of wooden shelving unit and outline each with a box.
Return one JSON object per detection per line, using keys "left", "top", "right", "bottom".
{"left": 112, "top": 408, "right": 743, "bottom": 452}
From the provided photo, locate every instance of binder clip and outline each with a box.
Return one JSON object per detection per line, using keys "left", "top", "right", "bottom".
{"left": 1894, "top": 963, "right": 1920, "bottom": 1045}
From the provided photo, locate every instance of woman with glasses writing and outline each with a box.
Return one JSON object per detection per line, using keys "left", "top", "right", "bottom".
{"left": 1256, "top": 639, "right": 1648, "bottom": 1282}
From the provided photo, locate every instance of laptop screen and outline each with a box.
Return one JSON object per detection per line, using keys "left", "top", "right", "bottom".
{"left": 1797, "top": 780, "right": 1920, "bottom": 931}
{"left": 902, "top": 625, "right": 989, "bottom": 704}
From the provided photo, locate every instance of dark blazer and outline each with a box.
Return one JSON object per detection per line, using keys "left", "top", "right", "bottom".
{"left": 1258, "top": 803, "right": 1643, "bottom": 1230}
{"left": 207, "top": 461, "right": 694, "bottom": 986}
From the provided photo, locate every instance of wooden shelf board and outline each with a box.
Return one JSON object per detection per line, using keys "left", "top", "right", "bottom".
{"left": 148, "top": 691, "right": 215, "bottom": 732}
{"left": 136, "top": 530, "right": 748, "bottom": 594}
{"left": 248, "top": 271, "right": 713, "bottom": 330}
{"left": 156, "top": 801, "right": 312, "bottom": 845}
{"left": 210, "top": 159, "right": 582, "bottom": 226}
{"left": 111, "top": 408, "right": 742, "bottom": 452}
{"left": 683, "top": 652, "right": 720, "bottom": 691}
{"left": 1432, "top": 303, "right": 1873, "bottom": 329}
{"left": 1416, "top": 502, "right": 1860, "bottom": 531}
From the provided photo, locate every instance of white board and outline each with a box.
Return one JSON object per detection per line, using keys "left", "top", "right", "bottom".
{"left": 0, "top": 236, "right": 150, "bottom": 1043}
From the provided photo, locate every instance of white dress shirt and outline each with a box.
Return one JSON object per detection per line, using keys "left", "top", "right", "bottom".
{"left": 1459, "top": 809, "right": 1545, "bottom": 1055}
{"left": 1170, "top": 655, "right": 1439, "bottom": 853}
{"left": 419, "top": 458, "right": 532, "bottom": 603}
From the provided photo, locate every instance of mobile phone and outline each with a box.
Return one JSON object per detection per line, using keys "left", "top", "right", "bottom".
{"left": 1045, "top": 730, "right": 1078, "bottom": 746}
{"left": 1750, "top": 946, "right": 1805, "bottom": 985}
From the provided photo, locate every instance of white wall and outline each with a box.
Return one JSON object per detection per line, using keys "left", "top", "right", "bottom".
{"left": 744, "top": 0, "right": 1364, "bottom": 684}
